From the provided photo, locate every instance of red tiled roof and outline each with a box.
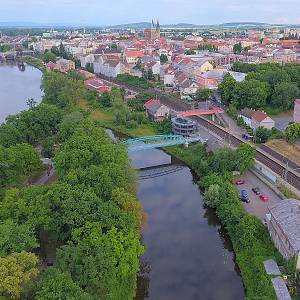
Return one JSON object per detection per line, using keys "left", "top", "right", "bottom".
{"left": 125, "top": 50, "right": 144, "bottom": 58}
{"left": 252, "top": 111, "right": 267, "bottom": 122}
{"left": 144, "top": 99, "right": 160, "bottom": 108}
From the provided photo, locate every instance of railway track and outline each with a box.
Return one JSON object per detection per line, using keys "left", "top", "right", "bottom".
{"left": 97, "top": 76, "right": 300, "bottom": 191}
{"left": 195, "top": 116, "right": 300, "bottom": 191}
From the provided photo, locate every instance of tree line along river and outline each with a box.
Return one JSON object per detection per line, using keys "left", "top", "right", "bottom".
{"left": 0, "top": 64, "right": 245, "bottom": 300}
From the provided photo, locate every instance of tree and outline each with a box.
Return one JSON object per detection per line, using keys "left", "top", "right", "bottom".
{"left": 42, "top": 137, "right": 55, "bottom": 158}
{"left": 195, "top": 88, "right": 213, "bottom": 101}
{"left": 218, "top": 74, "right": 237, "bottom": 105}
{"left": 184, "top": 49, "right": 196, "bottom": 55}
{"left": 0, "top": 219, "right": 38, "bottom": 256}
{"left": 57, "top": 224, "right": 144, "bottom": 300}
{"left": 204, "top": 184, "right": 221, "bottom": 208}
{"left": 85, "top": 63, "right": 94, "bottom": 73}
{"left": 160, "top": 54, "right": 168, "bottom": 63}
{"left": 0, "top": 251, "right": 39, "bottom": 299}
{"left": 208, "top": 146, "right": 238, "bottom": 174}
{"left": 99, "top": 91, "right": 112, "bottom": 107}
{"left": 236, "top": 144, "right": 255, "bottom": 173}
{"left": 0, "top": 143, "right": 43, "bottom": 187}
{"left": 286, "top": 123, "right": 300, "bottom": 144}
{"left": 233, "top": 42, "right": 242, "bottom": 54}
{"left": 42, "top": 51, "right": 56, "bottom": 63}
{"left": 232, "top": 80, "right": 270, "bottom": 109}
{"left": 26, "top": 98, "right": 37, "bottom": 109}
{"left": 50, "top": 46, "right": 60, "bottom": 56}
{"left": 271, "top": 82, "right": 300, "bottom": 110}
{"left": 30, "top": 268, "right": 92, "bottom": 300}
{"left": 255, "top": 126, "right": 271, "bottom": 143}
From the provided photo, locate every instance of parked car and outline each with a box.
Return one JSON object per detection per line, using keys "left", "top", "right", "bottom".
{"left": 240, "top": 190, "right": 250, "bottom": 203}
{"left": 252, "top": 187, "right": 261, "bottom": 195}
{"left": 259, "top": 194, "right": 269, "bottom": 202}
{"left": 235, "top": 179, "right": 245, "bottom": 185}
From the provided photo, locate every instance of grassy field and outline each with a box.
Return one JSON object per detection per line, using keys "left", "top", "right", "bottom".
{"left": 266, "top": 139, "right": 300, "bottom": 165}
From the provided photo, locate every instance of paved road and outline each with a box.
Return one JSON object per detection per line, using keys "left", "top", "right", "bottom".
{"left": 236, "top": 171, "right": 282, "bottom": 220}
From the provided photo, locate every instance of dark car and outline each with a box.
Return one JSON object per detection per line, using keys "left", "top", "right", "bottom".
{"left": 252, "top": 187, "right": 261, "bottom": 195}
{"left": 240, "top": 190, "right": 250, "bottom": 203}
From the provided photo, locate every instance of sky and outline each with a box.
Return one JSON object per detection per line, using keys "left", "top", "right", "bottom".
{"left": 0, "top": 0, "right": 299, "bottom": 26}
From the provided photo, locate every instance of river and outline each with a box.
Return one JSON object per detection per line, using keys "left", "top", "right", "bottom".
{"left": 0, "top": 63, "right": 43, "bottom": 123}
{"left": 1, "top": 66, "right": 245, "bottom": 299}
{"left": 129, "top": 147, "right": 244, "bottom": 300}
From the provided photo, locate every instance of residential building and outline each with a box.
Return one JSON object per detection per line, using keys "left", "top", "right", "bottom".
{"left": 144, "top": 99, "right": 170, "bottom": 122}
{"left": 238, "top": 108, "right": 275, "bottom": 130}
{"left": 266, "top": 199, "right": 300, "bottom": 259}
{"left": 252, "top": 111, "right": 275, "bottom": 130}
{"left": 47, "top": 58, "right": 75, "bottom": 73}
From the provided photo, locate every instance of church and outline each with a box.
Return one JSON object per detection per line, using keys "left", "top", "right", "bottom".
{"left": 144, "top": 20, "right": 160, "bottom": 40}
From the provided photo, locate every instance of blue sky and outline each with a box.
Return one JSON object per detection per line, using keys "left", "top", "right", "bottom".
{"left": 0, "top": 0, "right": 299, "bottom": 25}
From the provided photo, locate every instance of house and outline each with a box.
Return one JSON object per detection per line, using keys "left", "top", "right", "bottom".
{"left": 238, "top": 108, "right": 254, "bottom": 127}
{"left": 144, "top": 99, "right": 170, "bottom": 122}
{"left": 80, "top": 53, "right": 95, "bottom": 68}
{"left": 293, "top": 99, "right": 300, "bottom": 123}
{"left": 124, "top": 50, "right": 144, "bottom": 64}
{"left": 180, "top": 79, "right": 199, "bottom": 99}
{"left": 252, "top": 111, "right": 275, "bottom": 130}
{"left": 93, "top": 56, "right": 128, "bottom": 78}
{"left": 142, "top": 61, "right": 161, "bottom": 75}
{"left": 266, "top": 199, "right": 300, "bottom": 259}
{"left": 54, "top": 58, "right": 75, "bottom": 73}
{"left": 238, "top": 109, "right": 275, "bottom": 130}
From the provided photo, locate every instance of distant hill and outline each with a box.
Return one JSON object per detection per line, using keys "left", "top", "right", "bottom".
{"left": 0, "top": 21, "right": 299, "bottom": 29}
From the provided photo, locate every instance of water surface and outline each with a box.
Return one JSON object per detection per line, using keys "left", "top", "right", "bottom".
{"left": 0, "top": 63, "right": 43, "bottom": 123}
{"left": 130, "top": 148, "right": 245, "bottom": 300}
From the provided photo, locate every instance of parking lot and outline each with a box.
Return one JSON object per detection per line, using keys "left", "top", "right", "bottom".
{"left": 235, "top": 171, "right": 282, "bottom": 220}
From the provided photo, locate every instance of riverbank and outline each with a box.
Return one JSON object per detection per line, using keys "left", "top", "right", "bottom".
{"left": 23, "top": 56, "right": 45, "bottom": 71}
{"left": 81, "top": 95, "right": 283, "bottom": 297}
{"left": 16, "top": 66, "right": 290, "bottom": 298}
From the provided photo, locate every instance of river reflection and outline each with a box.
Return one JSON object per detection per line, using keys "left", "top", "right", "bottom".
{"left": 130, "top": 148, "right": 245, "bottom": 300}
{"left": 0, "top": 63, "right": 43, "bottom": 123}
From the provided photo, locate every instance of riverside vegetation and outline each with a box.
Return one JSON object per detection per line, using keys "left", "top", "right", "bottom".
{"left": 0, "top": 70, "right": 144, "bottom": 299}
{"left": 168, "top": 144, "right": 297, "bottom": 300}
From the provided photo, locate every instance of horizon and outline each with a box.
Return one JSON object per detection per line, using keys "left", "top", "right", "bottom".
{"left": 0, "top": 20, "right": 299, "bottom": 28}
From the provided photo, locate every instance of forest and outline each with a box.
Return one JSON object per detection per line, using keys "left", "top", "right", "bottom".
{"left": 0, "top": 71, "right": 144, "bottom": 299}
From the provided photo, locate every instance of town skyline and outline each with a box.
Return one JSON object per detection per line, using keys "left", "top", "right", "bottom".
{"left": 0, "top": 0, "right": 299, "bottom": 26}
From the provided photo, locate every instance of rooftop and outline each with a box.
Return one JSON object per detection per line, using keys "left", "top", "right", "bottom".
{"left": 268, "top": 199, "right": 300, "bottom": 252}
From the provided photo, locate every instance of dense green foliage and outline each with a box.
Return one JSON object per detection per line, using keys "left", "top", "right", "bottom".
{"left": 0, "top": 144, "right": 43, "bottom": 188}
{"left": 220, "top": 62, "right": 300, "bottom": 111}
{"left": 286, "top": 123, "right": 300, "bottom": 144}
{"left": 42, "top": 50, "right": 57, "bottom": 63}
{"left": 195, "top": 88, "right": 213, "bottom": 101}
{"left": 159, "top": 54, "right": 168, "bottom": 63}
{"left": 184, "top": 49, "right": 196, "bottom": 55}
{"left": 0, "top": 71, "right": 144, "bottom": 299}
{"left": 0, "top": 103, "right": 62, "bottom": 147}
{"left": 117, "top": 74, "right": 149, "bottom": 89}
{"left": 0, "top": 44, "right": 12, "bottom": 52}
{"left": 197, "top": 44, "right": 217, "bottom": 52}
{"left": 169, "top": 143, "right": 284, "bottom": 299}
